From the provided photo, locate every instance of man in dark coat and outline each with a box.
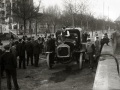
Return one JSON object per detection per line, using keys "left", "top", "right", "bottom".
{"left": 25, "top": 38, "right": 33, "bottom": 66}
{"left": 16, "top": 39, "right": 26, "bottom": 69}
{"left": 84, "top": 32, "right": 88, "bottom": 42}
{"left": 0, "top": 42, "right": 4, "bottom": 78}
{"left": 82, "top": 32, "right": 85, "bottom": 42}
{"left": 0, "top": 44, "right": 4, "bottom": 89}
{"left": 33, "top": 39, "right": 41, "bottom": 67}
{"left": 48, "top": 34, "right": 55, "bottom": 52}
{"left": 0, "top": 46, "right": 19, "bottom": 90}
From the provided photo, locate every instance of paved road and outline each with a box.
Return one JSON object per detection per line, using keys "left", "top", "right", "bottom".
{"left": 1, "top": 41, "right": 97, "bottom": 90}
{"left": 1, "top": 57, "right": 97, "bottom": 90}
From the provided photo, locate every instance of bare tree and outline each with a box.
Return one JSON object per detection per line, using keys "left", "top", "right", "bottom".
{"left": 44, "top": 5, "right": 61, "bottom": 33}
{"left": 63, "top": 0, "right": 76, "bottom": 27}
{"left": 63, "top": 0, "right": 89, "bottom": 28}
{"left": 12, "top": 0, "right": 41, "bottom": 34}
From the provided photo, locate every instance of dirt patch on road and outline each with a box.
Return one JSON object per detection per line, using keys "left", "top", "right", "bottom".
{"left": 1, "top": 57, "right": 97, "bottom": 90}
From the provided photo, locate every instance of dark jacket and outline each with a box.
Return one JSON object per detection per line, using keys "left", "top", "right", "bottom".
{"left": 25, "top": 41, "right": 33, "bottom": 54}
{"left": 33, "top": 41, "right": 41, "bottom": 54}
{"left": 16, "top": 41, "right": 25, "bottom": 57}
{"left": 86, "top": 42, "right": 95, "bottom": 54}
{"left": 0, "top": 52, "right": 17, "bottom": 70}
{"left": 47, "top": 38, "right": 55, "bottom": 52}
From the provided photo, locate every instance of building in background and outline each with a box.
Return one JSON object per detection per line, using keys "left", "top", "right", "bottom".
{"left": 0, "top": 0, "right": 59, "bottom": 35}
{"left": 0, "top": 0, "right": 33, "bottom": 34}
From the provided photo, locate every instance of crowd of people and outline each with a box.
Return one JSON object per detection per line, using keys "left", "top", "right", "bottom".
{"left": 0, "top": 34, "right": 56, "bottom": 90}
{"left": 84, "top": 31, "right": 110, "bottom": 69}
{"left": 0, "top": 30, "right": 110, "bottom": 90}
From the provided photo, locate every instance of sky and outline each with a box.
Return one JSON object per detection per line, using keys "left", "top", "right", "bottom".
{"left": 33, "top": 0, "right": 120, "bottom": 21}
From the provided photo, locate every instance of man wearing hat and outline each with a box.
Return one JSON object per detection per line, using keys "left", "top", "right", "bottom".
{"left": 16, "top": 39, "right": 26, "bottom": 69}
{"left": 33, "top": 38, "right": 41, "bottom": 67}
{"left": 0, "top": 46, "right": 19, "bottom": 90}
{"left": 86, "top": 38, "right": 95, "bottom": 69}
{"left": 25, "top": 38, "right": 33, "bottom": 66}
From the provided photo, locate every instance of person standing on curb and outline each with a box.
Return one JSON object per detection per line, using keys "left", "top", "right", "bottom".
{"left": 86, "top": 38, "right": 95, "bottom": 69}
{"left": 95, "top": 37, "right": 101, "bottom": 63}
{"left": 0, "top": 46, "right": 19, "bottom": 90}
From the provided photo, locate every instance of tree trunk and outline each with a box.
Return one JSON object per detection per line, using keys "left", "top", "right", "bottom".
{"left": 47, "top": 24, "right": 50, "bottom": 33}
{"left": 81, "top": 20, "right": 82, "bottom": 28}
{"left": 92, "top": 29, "right": 93, "bottom": 36}
{"left": 72, "top": 13, "right": 74, "bottom": 28}
{"left": 87, "top": 21, "right": 88, "bottom": 30}
{"left": 35, "top": 20, "right": 37, "bottom": 36}
{"left": 29, "top": 20, "right": 32, "bottom": 37}
{"left": 23, "top": 20, "right": 26, "bottom": 35}
{"left": 54, "top": 24, "right": 56, "bottom": 33}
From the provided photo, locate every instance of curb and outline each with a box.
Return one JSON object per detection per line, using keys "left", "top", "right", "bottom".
{"left": 93, "top": 43, "right": 120, "bottom": 90}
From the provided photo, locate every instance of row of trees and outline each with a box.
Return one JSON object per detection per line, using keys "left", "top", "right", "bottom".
{"left": 11, "top": 0, "right": 115, "bottom": 34}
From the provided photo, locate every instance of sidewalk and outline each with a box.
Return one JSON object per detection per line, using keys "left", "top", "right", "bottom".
{"left": 93, "top": 43, "right": 120, "bottom": 90}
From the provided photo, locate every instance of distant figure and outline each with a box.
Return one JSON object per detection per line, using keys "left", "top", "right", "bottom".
{"left": 100, "top": 38, "right": 104, "bottom": 53}
{"left": 94, "top": 32, "right": 98, "bottom": 41}
{"left": 0, "top": 39, "right": 3, "bottom": 46}
{"left": 84, "top": 32, "right": 88, "bottom": 42}
{"left": 95, "top": 37, "right": 101, "bottom": 62}
{"left": 11, "top": 34, "right": 14, "bottom": 40}
{"left": 82, "top": 32, "right": 85, "bottom": 42}
{"left": 95, "top": 32, "right": 98, "bottom": 36}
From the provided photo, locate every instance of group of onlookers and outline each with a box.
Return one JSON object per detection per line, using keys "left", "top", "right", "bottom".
{"left": 0, "top": 34, "right": 53, "bottom": 90}
{"left": 0, "top": 30, "right": 110, "bottom": 90}
{"left": 85, "top": 31, "right": 110, "bottom": 69}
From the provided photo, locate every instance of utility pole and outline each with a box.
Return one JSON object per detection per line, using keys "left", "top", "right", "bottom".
{"left": 102, "top": 1, "right": 104, "bottom": 33}
{"left": 0, "top": 0, "right": 2, "bottom": 89}
{"left": 72, "top": 13, "right": 75, "bottom": 28}
{"left": 108, "top": 6, "right": 109, "bottom": 32}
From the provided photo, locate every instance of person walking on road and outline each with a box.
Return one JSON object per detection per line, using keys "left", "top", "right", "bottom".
{"left": 0, "top": 46, "right": 19, "bottom": 90}
{"left": 94, "top": 32, "right": 98, "bottom": 41}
